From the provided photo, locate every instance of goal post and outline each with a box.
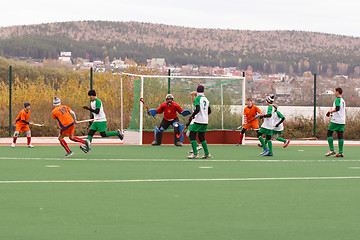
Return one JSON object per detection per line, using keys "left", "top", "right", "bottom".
{"left": 121, "top": 73, "right": 246, "bottom": 145}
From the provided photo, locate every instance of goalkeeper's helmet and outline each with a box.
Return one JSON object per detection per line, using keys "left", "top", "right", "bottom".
{"left": 166, "top": 94, "right": 174, "bottom": 100}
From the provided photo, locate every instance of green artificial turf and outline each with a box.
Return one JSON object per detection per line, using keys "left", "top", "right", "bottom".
{"left": 0, "top": 144, "right": 360, "bottom": 240}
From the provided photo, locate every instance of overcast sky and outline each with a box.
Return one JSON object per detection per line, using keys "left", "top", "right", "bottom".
{"left": 2, "top": 0, "right": 360, "bottom": 37}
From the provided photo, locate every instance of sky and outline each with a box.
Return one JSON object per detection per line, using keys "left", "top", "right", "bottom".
{"left": 1, "top": 0, "right": 360, "bottom": 37}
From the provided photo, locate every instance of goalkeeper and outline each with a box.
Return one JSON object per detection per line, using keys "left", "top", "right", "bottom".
{"left": 148, "top": 94, "right": 191, "bottom": 146}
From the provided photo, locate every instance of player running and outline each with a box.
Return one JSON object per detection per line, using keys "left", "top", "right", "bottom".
{"left": 272, "top": 103, "right": 290, "bottom": 148}
{"left": 12, "top": 102, "right": 34, "bottom": 148}
{"left": 258, "top": 95, "right": 275, "bottom": 156}
{"left": 148, "top": 94, "right": 191, "bottom": 146}
{"left": 52, "top": 97, "right": 90, "bottom": 157}
{"left": 81, "top": 90, "right": 124, "bottom": 153}
{"left": 187, "top": 91, "right": 202, "bottom": 154}
{"left": 325, "top": 87, "right": 345, "bottom": 157}
{"left": 237, "top": 98, "right": 261, "bottom": 146}
{"left": 186, "top": 85, "right": 211, "bottom": 159}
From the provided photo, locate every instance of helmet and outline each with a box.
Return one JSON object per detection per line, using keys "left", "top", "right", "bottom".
{"left": 166, "top": 94, "right": 174, "bottom": 100}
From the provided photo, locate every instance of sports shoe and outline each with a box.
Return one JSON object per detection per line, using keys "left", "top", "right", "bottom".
{"left": 151, "top": 140, "right": 160, "bottom": 146}
{"left": 187, "top": 154, "right": 199, "bottom": 159}
{"left": 200, "top": 153, "right": 212, "bottom": 159}
{"left": 64, "top": 151, "right": 74, "bottom": 157}
{"left": 325, "top": 150, "right": 336, "bottom": 157}
{"left": 27, "top": 145, "right": 34, "bottom": 148}
{"left": 236, "top": 142, "right": 242, "bottom": 146}
{"left": 174, "top": 141, "right": 183, "bottom": 147}
{"left": 263, "top": 152, "right": 273, "bottom": 157}
{"left": 334, "top": 153, "right": 344, "bottom": 158}
{"left": 80, "top": 145, "right": 89, "bottom": 153}
{"left": 85, "top": 139, "right": 91, "bottom": 150}
{"left": 283, "top": 140, "right": 290, "bottom": 148}
{"left": 188, "top": 146, "right": 203, "bottom": 153}
{"left": 257, "top": 144, "right": 263, "bottom": 148}
{"left": 260, "top": 148, "right": 269, "bottom": 155}
{"left": 11, "top": 143, "right": 15, "bottom": 148}
{"left": 117, "top": 129, "right": 124, "bottom": 140}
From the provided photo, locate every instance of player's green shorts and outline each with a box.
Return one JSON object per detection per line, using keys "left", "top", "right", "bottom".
{"left": 90, "top": 121, "right": 107, "bottom": 132}
{"left": 189, "top": 123, "right": 207, "bottom": 132}
{"left": 273, "top": 130, "right": 283, "bottom": 135}
{"left": 328, "top": 122, "right": 345, "bottom": 132}
{"left": 259, "top": 127, "right": 273, "bottom": 136}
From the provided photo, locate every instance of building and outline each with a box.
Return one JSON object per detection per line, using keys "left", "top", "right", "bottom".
{"left": 59, "top": 52, "right": 72, "bottom": 64}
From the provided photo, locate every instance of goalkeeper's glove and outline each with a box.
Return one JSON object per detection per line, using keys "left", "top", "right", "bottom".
{"left": 83, "top": 106, "right": 90, "bottom": 110}
{"left": 147, "top": 110, "right": 151, "bottom": 116}
{"left": 326, "top": 111, "right": 331, "bottom": 117}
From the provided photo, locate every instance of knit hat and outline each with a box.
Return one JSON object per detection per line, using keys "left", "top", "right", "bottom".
{"left": 266, "top": 95, "right": 275, "bottom": 104}
{"left": 53, "top": 97, "right": 61, "bottom": 106}
{"left": 24, "top": 102, "right": 31, "bottom": 108}
{"left": 197, "top": 85, "right": 204, "bottom": 93}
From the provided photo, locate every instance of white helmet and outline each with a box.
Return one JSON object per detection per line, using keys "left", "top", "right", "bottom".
{"left": 166, "top": 94, "right": 174, "bottom": 100}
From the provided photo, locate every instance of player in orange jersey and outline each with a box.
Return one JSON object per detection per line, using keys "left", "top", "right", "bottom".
{"left": 12, "top": 102, "right": 34, "bottom": 148}
{"left": 52, "top": 97, "right": 91, "bottom": 157}
{"left": 237, "top": 98, "right": 262, "bottom": 146}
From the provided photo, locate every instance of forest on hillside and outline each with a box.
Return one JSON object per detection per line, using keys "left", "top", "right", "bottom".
{"left": 1, "top": 21, "right": 360, "bottom": 75}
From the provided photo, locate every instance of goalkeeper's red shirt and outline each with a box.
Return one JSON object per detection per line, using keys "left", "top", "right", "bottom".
{"left": 156, "top": 102, "right": 184, "bottom": 120}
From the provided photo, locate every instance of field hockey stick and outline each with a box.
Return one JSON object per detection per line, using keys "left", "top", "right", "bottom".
{"left": 176, "top": 125, "right": 188, "bottom": 138}
{"left": 140, "top": 98, "right": 156, "bottom": 118}
{"left": 32, "top": 123, "right": 44, "bottom": 127}
{"left": 232, "top": 116, "right": 258, "bottom": 131}
{"left": 77, "top": 118, "right": 101, "bottom": 123}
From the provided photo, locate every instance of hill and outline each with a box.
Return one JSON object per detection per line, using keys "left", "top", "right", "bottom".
{"left": 0, "top": 21, "right": 360, "bottom": 75}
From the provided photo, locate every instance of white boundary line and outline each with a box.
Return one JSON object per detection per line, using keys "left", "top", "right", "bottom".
{"left": 0, "top": 157, "right": 360, "bottom": 162}
{"left": 1, "top": 176, "right": 360, "bottom": 184}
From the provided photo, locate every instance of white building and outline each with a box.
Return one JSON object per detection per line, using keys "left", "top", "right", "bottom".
{"left": 59, "top": 52, "right": 71, "bottom": 63}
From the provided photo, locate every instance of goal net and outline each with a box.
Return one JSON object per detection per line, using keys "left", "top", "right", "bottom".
{"left": 121, "top": 73, "right": 246, "bottom": 145}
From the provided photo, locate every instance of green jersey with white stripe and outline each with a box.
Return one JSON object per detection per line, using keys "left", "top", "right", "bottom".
{"left": 331, "top": 97, "right": 345, "bottom": 124}
{"left": 193, "top": 93, "right": 210, "bottom": 124}
{"left": 90, "top": 98, "right": 107, "bottom": 122}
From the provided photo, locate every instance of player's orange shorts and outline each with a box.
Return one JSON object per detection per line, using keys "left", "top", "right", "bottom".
{"left": 60, "top": 125, "right": 75, "bottom": 136}
{"left": 243, "top": 121, "right": 260, "bottom": 130}
{"left": 15, "top": 124, "right": 30, "bottom": 132}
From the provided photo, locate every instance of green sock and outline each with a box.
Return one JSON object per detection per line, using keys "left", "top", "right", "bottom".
{"left": 87, "top": 135, "right": 93, "bottom": 143}
{"left": 201, "top": 141, "right": 209, "bottom": 155}
{"left": 268, "top": 140, "right": 273, "bottom": 153}
{"left": 105, "top": 131, "right": 118, "bottom": 137}
{"left": 339, "top": 139, "right": 344, "bottom": 154}
{"left": 191, "top": 140, "right": 198, "bottom": 155}
{"left": 258, "top": 136, "right": 266, "bottom": 149}
{"left": 327, "top": 137, "right": 334, "bottom": 151}
{"left": 276, "top": 137, "right": 286, "bottom": 143}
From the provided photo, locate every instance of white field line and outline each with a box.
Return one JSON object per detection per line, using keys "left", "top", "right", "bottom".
{"left": 1, "top": 176, "right": 360, "bottom": 184}
{"left": 0, "top": 157, "right": 360, "bottom": 162}
{"left": 348, "top": 167, "right": 360, "bottom": 169}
